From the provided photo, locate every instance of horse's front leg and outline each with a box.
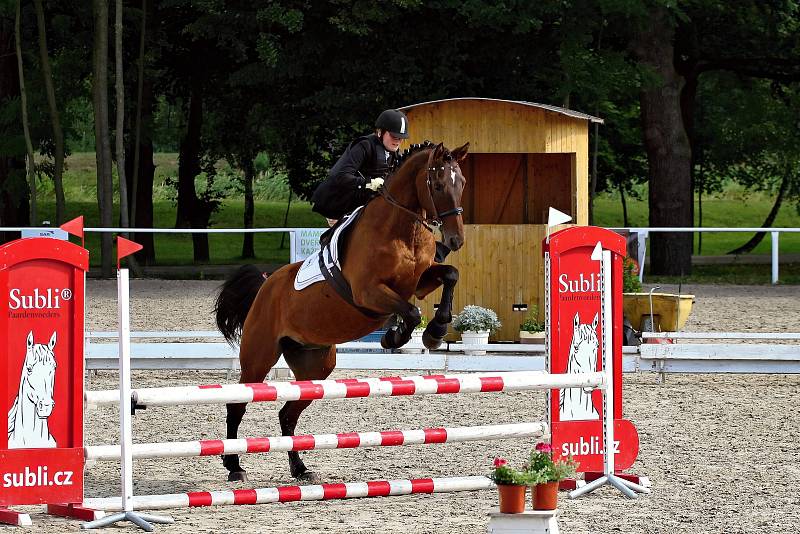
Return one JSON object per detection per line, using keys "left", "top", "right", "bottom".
{"left": 414, "top": 264, "right": 459, "bottom": 350}
{"left": 351, "top": 285, "right": 421, "bottom": 349}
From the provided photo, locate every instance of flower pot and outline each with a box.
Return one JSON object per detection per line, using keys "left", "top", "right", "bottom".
{"left": 497, "top": 484, "right": 526, "bottom": 513}
{"left": 532, "top": 481, "right": 559, "bottom": 510}
{"left": 519, "top": 331, "right": 545, "bottom": 344}
{"left": 460, "top": 330, "right": 489, "bottom": 355}
{"left": 400, "top": 330, "right": 425, "bottom": 353}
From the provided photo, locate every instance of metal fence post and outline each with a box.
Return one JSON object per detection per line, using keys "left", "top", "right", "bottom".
{"left": 771, "top": 231, "right": 779, "bottom": 284}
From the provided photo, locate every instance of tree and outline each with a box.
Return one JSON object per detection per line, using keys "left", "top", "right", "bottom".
{"left": 92, "top": 0, "right": 113, "bottom": 276}
{"left": 14, "top": 0, "right": 36, "bottom": 225}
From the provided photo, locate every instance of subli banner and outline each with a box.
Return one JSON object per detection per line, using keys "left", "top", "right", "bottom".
{"left": 544, "top": 226, "right": 639, "bottom": 473}
{"left": 0, "top": 237, "right": 87, "bottom": 506}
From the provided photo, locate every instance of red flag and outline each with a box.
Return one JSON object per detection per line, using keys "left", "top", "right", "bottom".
{"left": 116, "top": 236, "right": 143, "bottom": 270}
{"left": 60, "top": 216, "right": 84, "bottom": 245}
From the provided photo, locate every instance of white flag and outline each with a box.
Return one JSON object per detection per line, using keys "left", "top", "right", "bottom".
{"left": 547, "top": 207, "right": 572, "bottom": 227}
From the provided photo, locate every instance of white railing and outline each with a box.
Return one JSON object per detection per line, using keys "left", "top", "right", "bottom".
{"left": 613, "top": 227, "right": 800, "bottom": 284}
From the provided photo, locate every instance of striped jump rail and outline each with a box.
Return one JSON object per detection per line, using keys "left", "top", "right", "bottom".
{"left": 84, "top": 370, "right": 605, "bottom": 408}
{"left": 85, "top": 421, "right": 546, "bottom": 461}
{"left": 83, "top": 475, "right": 495, "bottom": 511}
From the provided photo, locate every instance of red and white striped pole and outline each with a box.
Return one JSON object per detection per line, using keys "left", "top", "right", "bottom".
{"left": 85, "top": 421, "right": 546, "bottom": 461}
{"left": 84, "top": 476, "right": 495, "bottom": 512}
{"left": 85, "top": 371, "right": 606, "bottom": 408}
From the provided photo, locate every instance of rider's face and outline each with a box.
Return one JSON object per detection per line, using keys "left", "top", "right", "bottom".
{"left": 380, "top": 131, "right": 403, "bottom": 152}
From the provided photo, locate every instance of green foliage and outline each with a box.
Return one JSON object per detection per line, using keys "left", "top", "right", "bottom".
{"left": 490, "top": 457, "right": 527, "bottom": 486}
{"left": 520, "top": 306, "right": 545, "bottom": 333}
{"left": 527, "top": 442, "right": 577, "bottom": 483}
{"left": 623, "top": 257, "right": 643, "bottom": 293}
{"left": 453, "top": 305, "right": 502, "bottom": 334}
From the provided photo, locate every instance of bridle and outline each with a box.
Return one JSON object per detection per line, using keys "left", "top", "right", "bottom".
{"left": 380, "top": 148, "right": 464, "bottom": 233}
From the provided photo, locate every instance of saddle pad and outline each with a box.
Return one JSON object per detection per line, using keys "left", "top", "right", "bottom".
{"left": 294, "top": 206, "right": 364, "bottom": 290}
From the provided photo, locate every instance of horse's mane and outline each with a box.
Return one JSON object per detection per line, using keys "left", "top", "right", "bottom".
{"left": 391, "top": 140, "right": 453, "bottom": 175}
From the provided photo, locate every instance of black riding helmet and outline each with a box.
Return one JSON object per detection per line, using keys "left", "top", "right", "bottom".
{"left": 375, "top": 109, "right": 410, "bottom": 139}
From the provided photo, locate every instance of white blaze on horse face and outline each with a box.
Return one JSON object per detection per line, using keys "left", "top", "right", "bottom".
{"left": 451, "top": 168, "right": 456, "bottom": 185}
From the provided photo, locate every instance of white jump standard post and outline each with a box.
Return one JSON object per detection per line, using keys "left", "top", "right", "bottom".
{"left": 569, "top": 243, "right": 650, "bottom": 499}
{"left": 83, "top": 267, "right": 174, "bottom": 531}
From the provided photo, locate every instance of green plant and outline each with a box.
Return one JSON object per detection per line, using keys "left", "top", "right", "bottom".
{"left": 490, "top": 457, "right": 527, "bottom": 485}
{"left": 520, "top": 306, "right": 545, "bottom": 332}
{"left": 526, "top": 442, "right": 577, "bottom": 483}
{"left": 623, "top": 256, "right": 643, "bottom": 293}
{"left": 414, "top": 315, "right": 429, "bottom": 331}
{"left": 452, "top": 305, "right": 502, "bottom": 333}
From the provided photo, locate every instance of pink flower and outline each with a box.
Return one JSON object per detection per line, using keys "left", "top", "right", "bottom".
{"left": 493, "top": 457, "right": 507, "bottom": 468}
{"left": 535, "top": 442, "right": 552, "bottom": 453}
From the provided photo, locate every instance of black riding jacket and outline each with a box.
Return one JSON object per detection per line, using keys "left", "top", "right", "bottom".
{"left": 311, "top": 134, "right": 399, "bottom": 220}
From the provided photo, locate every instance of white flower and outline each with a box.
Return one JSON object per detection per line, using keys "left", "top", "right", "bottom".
{"left": 366, "top": 177, "right": 384, "bottom": 191}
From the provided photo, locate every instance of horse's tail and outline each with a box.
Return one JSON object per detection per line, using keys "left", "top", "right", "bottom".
{"left": 214, "top": 265, "right": 267, "bottom": 345}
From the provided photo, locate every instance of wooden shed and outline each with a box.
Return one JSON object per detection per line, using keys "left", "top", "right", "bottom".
{"left": 399, "top": 98, "right": 603, "bottom": 341}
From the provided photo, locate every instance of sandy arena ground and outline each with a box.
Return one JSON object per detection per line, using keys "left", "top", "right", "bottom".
{"left": 7, "top": 281, "right": 800, "bottom": 533}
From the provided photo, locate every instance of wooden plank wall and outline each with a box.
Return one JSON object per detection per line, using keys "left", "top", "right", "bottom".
{"left": 415, "top": 224, "right": 558, "bottom": 342}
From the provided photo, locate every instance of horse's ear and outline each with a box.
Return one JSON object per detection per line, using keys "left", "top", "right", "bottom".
{"left": 450, "top": 142, "right": 470, "bottom": 162}
{"left": 592, "top": 314, "right": 599, "bottom": 329}
{"left": 48, "top": 332, "right": 57, "bottom": 349}
{"left": 573, "top": 313, "right": 580, "bottom": 329}
{"left": 433, "top": 142, "right": 445, "bottom": 160}
{"left": 27, "top": 331, "right": 33, "bottom": 349}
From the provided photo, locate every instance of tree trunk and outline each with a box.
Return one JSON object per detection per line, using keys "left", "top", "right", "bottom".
{"left": 93, "top": 0, "right": 114, "bottom": 277}
{"left": 131, "top": 0, "right": 147, "bottom": 226}
{"left": 619, "top": 185, "right": 629, "bottom": 227}
{"left": 1, "top": 13, "right": 30, "bottom": 243}
{"left": 727, "top": 170, "right": 791, "bottom": 255}
{"left": 126, "top": 76, "right": 156, "bottom": 264}
{"left": 15, "top": 0, "right": 36, "bottom": 225}
{"left": 176, "top": 80, "right": 210, "bottom": 262}
{"left": 114, "top": 0, "right": 129, "bottom": 232}
{"left": 632, "top": 6, "right": 693, "bottom": 276}
{"left": 32, "top": 0, "right": 65, "bottom": 224}
{"left": 241, "top": 158, "right": 255, "bottom": 259}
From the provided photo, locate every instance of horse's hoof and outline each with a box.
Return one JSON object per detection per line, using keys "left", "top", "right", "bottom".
{"left": 295, "top": 471, "right": 321, "bottom": 485}
{"left": 422, "top": 331, "right": 443, "bottom": 350}
{"left": 227, "top": 470, "right": 248, "bottom": 482}
{"left": 381, "top": 328, "right": 403, "bottom": 349}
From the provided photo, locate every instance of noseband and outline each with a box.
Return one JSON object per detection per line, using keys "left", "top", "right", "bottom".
{"left": 380, "top": 149, "right": 464, "bottom": 232}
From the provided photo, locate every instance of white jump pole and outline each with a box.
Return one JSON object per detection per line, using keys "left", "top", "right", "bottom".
{"left": 83, "top": 268, "right": 174, "bottom": 531}
{"left": 569, "top": 244, "right": 650, "bottom": 499}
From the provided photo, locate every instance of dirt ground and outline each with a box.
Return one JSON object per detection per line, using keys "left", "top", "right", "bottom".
{"left": 7, "top": 281, "right": 800, "bottom": 533}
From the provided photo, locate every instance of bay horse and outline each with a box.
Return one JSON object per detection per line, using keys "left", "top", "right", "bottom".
{"left": 214, "top": 141, "right": 469, "bottom": 482}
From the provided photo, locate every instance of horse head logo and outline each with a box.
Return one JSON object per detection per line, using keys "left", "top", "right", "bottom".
{"left": 559, "top": 313, "right": 600, "bottom": 421}
{"left": 7, "top": 331, "right": 58, "bottom": 448}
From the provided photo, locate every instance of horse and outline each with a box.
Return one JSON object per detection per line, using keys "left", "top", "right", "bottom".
{"left": 214, "top": 141, "right": 469, "bottom": 483}
{"left": 7, "top": 331, "right": 58, "bottom": 448}
{"left": 559, "top": 313, "right": 600, "bottom": 421}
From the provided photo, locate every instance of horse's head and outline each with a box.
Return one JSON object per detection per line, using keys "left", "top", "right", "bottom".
{"left": 23, "top": 331, "right": 57, "bottom": 418}
{"left": 569, "top": 313, "right": 599, "bottom": 364}
{"left": 417, "top": 142, "right": 469, "bottom": 252}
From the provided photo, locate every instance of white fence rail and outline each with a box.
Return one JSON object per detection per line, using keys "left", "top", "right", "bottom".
{"left": 85, "top": 331, "right": 800, "bottom": 375}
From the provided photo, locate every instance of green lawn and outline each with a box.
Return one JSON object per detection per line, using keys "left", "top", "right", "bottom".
{"left": 28, "top": 154, "right": 800, "bottom": 281}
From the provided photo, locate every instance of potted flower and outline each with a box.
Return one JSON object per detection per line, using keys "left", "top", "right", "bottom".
{"left": 519, "top": 305, "right": 545, "bottom": 344}
{"left": 490, "top": 457, "right": 527, "bottom": 513}
{"left": 400, "top": 314, "right": 428, "bottom": 354}
{"left": 453, "top": 305, "right": 501, "bottom": 355}
{"left": 526, "top": 442, "right": 577, "bottom": 510}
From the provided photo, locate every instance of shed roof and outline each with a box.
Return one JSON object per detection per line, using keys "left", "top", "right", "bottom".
{"left": 399, "top": 97, "right": 604, "bottom": 124}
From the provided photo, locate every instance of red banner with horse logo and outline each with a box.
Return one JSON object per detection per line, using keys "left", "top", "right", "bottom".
{"left": 544, "top": 226, "right": 639, "bottom": 473}
{"left": 0, "top": 237, "right": 87, "bottom": 506}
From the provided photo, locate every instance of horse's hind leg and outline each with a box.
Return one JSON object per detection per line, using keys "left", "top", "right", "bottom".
{"left": 223, "top": 335, "right": 281, "bottom": 482}
{"left": 280, "top": 344, "right": 336, "bottom": 483}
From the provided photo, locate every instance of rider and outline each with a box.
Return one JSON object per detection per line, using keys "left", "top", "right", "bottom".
{"left": 311, "top": 109, "right": 451, "bottom": 262}
{"left": 311, "top": 109, "right": 408, "bottom": 223}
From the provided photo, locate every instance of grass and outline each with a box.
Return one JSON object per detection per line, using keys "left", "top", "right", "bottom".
{"left": 26, "top": 153, "right": 800, "bottom": 282}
